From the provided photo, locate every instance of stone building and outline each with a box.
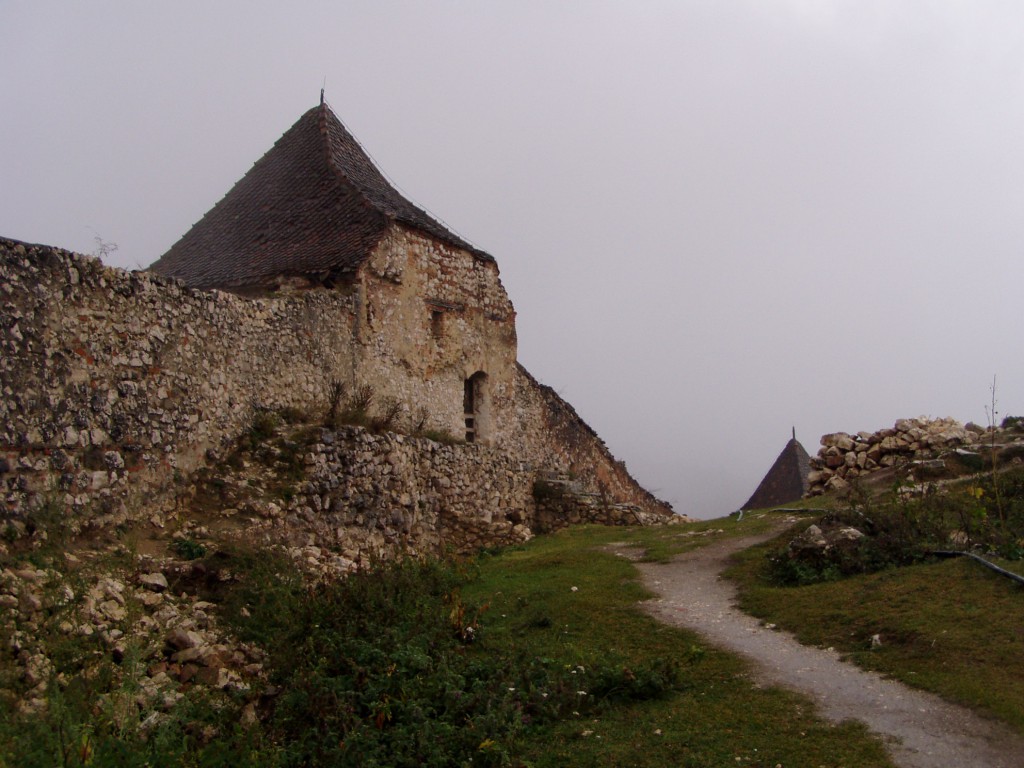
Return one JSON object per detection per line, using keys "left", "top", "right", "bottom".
{"left": 0, "top": 102, "right": 675, "bottom": 554}
{"left": 151, "top": 99, "right": 516, "bottom": 448}
{"left": 147, "top": 100, "right": 673, "bottom": 519}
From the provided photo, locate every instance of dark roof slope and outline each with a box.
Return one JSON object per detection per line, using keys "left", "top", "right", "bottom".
{"left": 742, "top": 437, "right": 811, "bottom": 510}
{"left": 150, "top": 103, "right": 490, "bottom": 289}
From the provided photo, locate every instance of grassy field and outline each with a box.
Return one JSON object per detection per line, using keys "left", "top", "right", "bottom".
{"left": 463, "top": 519, "right": 897, "bottom": 767}
{"left": 725, "top": 520, "right": 1024, "bottom": 735}
{"left": 1, "top": 514, "right": 901, "bottom": 767}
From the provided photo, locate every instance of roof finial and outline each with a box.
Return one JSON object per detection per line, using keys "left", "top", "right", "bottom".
{"left": 320, "top": 76, "right": 326, "bottom": 106}
{"left": 792, "top": 426, "right": 796, "bottom": 440}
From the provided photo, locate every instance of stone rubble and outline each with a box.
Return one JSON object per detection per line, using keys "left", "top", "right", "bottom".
{"left": 806, "top": 416, "right": 1023, "bottom": 496}
{"left": 0, "top": 556, "right": 264, "bottom": 717}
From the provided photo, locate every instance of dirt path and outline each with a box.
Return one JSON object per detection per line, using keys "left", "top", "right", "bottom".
{"left": 627, "top": 530, "right": 1024, "bottom": 768}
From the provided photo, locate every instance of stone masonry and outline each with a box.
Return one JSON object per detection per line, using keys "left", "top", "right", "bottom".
{"left": 1, "top": 237, "right": 678, "bottom": 555}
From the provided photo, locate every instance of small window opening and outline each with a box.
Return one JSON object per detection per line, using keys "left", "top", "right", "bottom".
{"left": 464, "top": 371, "right": 489, "bottom": 444}
{"left": 464, "top": 377, "right": 476, "bottom": 443}
{"left": 431, "top": 310, "right": 444, "bottom": 339}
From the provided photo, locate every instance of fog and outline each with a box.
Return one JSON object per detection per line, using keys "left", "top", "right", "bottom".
{"left": 2, "top": 1, "right": 1022, "bottom": 517}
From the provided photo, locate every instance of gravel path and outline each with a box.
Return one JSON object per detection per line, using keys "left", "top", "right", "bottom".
{"left": 627, "top": 530, "right": 1024, "bottom": 768}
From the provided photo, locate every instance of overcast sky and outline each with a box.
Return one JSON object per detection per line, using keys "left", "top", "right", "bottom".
{"left": 2, "top": 1, "right": 1022, "bottom": 518}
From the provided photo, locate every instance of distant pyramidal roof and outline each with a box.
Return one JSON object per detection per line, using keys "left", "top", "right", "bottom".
{"left": 742, "top": 434, "right": 811, "bottom": 510}
{"left": 150, "top": 101, "right": 491, "bottom": 290}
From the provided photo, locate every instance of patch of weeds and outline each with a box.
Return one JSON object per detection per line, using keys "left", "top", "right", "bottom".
{"left": 370, "top": 395, "right": 403, "bottom": 433}
{"left": 344, "top": 384, "right": 375, "bottom": 428}
{"left": 0, "top": 560, "right": 261, "bottom": 767}
{"left": 1, "top": 521, "right": 19, "bottom": 545}
{"left": 1002, "top": 415, "right": 1024, "bottom": 431}
{"left": 325, "top": 379, "right": 347, "bottom": 428}
{"left": 325, "top": 381, "right": 376, "bottom": 430}
{"left": 278, "top": 405, "right": 308, "bottom": 425}
{"left": 410, "top": 406, "right": 430, "bottom": 434}
{"left": 588, "top": 658, "right": 684, "bottom": 703}
{"left": 172, "top": 537, "right": 207, "bottom": 561}
{"left": 760, "top": 470, "right": 1024, "bottom": 586}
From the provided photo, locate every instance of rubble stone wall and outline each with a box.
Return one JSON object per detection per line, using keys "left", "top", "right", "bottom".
{"left": 272, "top": 426, "right": 675, "bottom": 574}
{"left": 507, "top": 366, "right": 672, "bottom": 518}
{"left": 281, "top": 426, "right": 536, "bottom": 568}
{"left": 354, "top": 226, "right": 519, "bottom": 446}
{"left": 0, "top": 237, "right": 360, "bottom": 528}
{"left": 1, "top": 237, "right": 674, "bottom": 546}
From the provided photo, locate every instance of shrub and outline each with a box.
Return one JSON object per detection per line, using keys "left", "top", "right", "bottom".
{"left": 766, "top": 468, "right": 1024, "bottom": 585}
{"left": 1002, "top": 415, "right": 1024, "bottom": 431}
{"left": 238, "top": 409, "right": 281, "bottom": 454}
{"left": 172, "top": 537, "right": 207, "bottom": 560}
{"left": 370, "top": 396, "right": 403, "bottom": 433}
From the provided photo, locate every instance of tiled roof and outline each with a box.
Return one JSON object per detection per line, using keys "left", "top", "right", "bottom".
{"left": 742, "top": 437, "right": 811, "bottom": 511}
{"left": 150, "top": 103, "right": 491, "bottom": 290}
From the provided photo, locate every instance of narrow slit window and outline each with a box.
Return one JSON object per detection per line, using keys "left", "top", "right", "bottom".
{"left": 464, "top": 378, "right": 476, "bottom": 442}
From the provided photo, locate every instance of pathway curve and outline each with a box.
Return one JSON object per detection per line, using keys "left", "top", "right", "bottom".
{"left": 626, "top": 529, "right": 1024, "bottom": 768}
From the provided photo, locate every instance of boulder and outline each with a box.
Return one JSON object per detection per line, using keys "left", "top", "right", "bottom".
{"left": 139, "top": 572, "right": 169, "bottom": 592}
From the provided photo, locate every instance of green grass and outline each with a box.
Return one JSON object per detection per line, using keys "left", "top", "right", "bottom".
{"left": 464, "top": 523, "right": 896, "bottom": 767}
{"left": 616, "top": 510, "right": 806, "bottom": 563}
{"left": 726, "top": 526, "right": 1024, "bottom": 734}
{"left": 1, "top": 518, "right": 897, "bottom": 767}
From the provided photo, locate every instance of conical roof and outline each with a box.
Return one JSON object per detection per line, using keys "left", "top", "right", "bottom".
{"left": 742, "top": 436, "right": 811, "bottom": 510}
{"left": 150, "top": 103, "right": 491, "bottom": 290}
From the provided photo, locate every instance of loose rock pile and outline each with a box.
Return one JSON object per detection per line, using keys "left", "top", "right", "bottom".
{"left": 807, "top": 417, "right": 991, "bottom": 496}
{"left": 0, "top": 557, "right": 264, "bottom": 717}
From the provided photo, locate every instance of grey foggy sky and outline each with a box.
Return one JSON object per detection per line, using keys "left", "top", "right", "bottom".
{"left": 2, "top": 1, "right": 1022, "bottom": 518}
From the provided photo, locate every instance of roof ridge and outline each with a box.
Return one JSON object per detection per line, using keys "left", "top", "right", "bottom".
{"left": 317, "top": 101, "right": 493, "bottom": 262}
{"left": 316, "top": 102, "right": 383, "bottom": 229}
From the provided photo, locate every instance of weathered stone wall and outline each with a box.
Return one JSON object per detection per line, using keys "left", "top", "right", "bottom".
{"left": 235, "top": 425, "right": 678, "bottom": 579}
{"left": 1, "top": 236, "right": 676, "bottom": 545}
{"left": 0, "top": 237, "right": 358, "bottom": 526}
{"left": 277, "top": 426, "right": 534, "bottom": 569}
{"left": 507, "top": 366, "right": 673, "bottom": 518}
{"left": 353, "top": 226, "right": 518, "bottom": 444}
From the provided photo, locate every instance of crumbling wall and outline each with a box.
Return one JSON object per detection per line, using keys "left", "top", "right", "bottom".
{"left": 279, "top": 426, "right": 534, "bottom": 569}
{"left": 508, "top": 365, "right": 675, "bottom": 518}
{"left": 807, "top": 416, "right": 989, "bottom": 495}
{"left": 0, "top": 237, "right": 358, "bottom": 527}
{"left": 353, "top": 226, "right": 518, "bottom": 444}
{"left": 0, "top": 236, "right": 676, "bottom": 547}
{"left": 242, "top": 425, "right": 675, "bottom": 576}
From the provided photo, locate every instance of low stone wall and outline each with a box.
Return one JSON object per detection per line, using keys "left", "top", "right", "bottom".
{"left": 286, "top": 427, "right": 535, "bottom": 564}
{"left": 204, "top": 426, "right": 675, "bottom": 578}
